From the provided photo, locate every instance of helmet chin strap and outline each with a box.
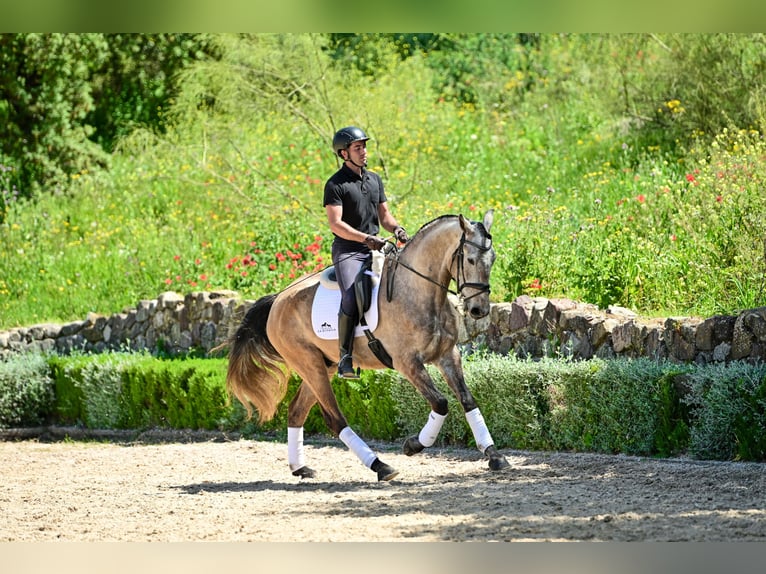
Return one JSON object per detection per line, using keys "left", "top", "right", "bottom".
{"left": 344, "top": 156, "right": 366, "bottom": 170}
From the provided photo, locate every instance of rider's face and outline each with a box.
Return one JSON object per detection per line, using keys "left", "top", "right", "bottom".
{"left": 344, "top": 141, "right": 367, "bottom": 165}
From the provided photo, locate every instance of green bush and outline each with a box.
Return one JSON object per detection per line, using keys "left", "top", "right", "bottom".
{"left": 4, "top": 347, "right": 766, "bottom": 462}
{"left": 49, "top": 351, "right": 148, "bottom": 428}
{"left": 461, "top": 352, "right": 553, "bottom": 450}
{"left": 48, "top": 351, "right": 235, "bottom": 431}
{"left": 48, "top": 353, "right": 87, "bottom": 424}
{"left": 0, "top": 353, "right": 55, "bottom": 428}
{"left": 683, "top": 361, "right": 766, "bottom": 460}
{"left": 552, "top": 359, "right": 675, "bottom": 455}
{"left": 653, "top": 370, "right": 692, "bottom": 457}
{"left": 119, "top": 356, "right": 233, "bottom": 430}
{"left": 332, "top": 370, "right": 401, "bottom": 440}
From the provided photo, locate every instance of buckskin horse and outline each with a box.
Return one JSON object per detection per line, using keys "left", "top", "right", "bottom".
{"left": 224, "top": 210, "right": 509, "bottom": 480}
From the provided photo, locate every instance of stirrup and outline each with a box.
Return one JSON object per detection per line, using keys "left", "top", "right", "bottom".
{"left": 338, "top": 355, "right": 360, "bottom": 379}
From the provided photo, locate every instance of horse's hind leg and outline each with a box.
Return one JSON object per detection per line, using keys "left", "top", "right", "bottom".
{"left": 437, "top": 348, "right": 509, "bottom": 472}
{"left": 287, "top": 360, "right": 398, "bottom": 481}
{"left": 287, "top": 383, "right": 318, "bottom": 479}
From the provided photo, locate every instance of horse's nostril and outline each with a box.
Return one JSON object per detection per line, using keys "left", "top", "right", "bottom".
{"left": 470, "top": 307, "right": 488, "bottom": 320}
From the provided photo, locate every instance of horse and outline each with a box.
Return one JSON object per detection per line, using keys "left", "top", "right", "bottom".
{"left": 224, "top": 210, "right": 509, "bottom": 480}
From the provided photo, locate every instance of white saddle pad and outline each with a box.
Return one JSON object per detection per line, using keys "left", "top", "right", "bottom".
{"left": 311, "top": 279, "right": 380, "bottom": 340}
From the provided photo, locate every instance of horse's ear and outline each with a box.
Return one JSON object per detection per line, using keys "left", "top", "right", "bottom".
{"left": 483, "top": 209, "right": 494, "bottom": 233}
{"left": 459, "top": 213, "right": 469, "bottom": 232}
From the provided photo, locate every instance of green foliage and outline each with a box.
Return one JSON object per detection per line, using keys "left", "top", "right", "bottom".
{"left": 547, "top": 359, "right": 672, "bottom": 455}
{"left": 47, "top": 351, "right": 235, "bottom": 430}
{"left": 48, "top": 353, "right": 92, "bottom": 425}
{"left": 0, "top": 34, "right": 766, "bottom": 326}
{"left": 86, "top": 33, "right": 218, "bottom": 152}
{"left": 0, "top": 33, "right": 214, "bottom": 202}
{"left": 332, "top": 370, "right": 400, "bottom": 440}
{"left": 0, "top": 353, "right": 55, "bottom": 428}
{"left": 460, "top": 352, "right": 552, "bottom": 450}
{"left": 3, "top": 350, "right": 766, "bottom": 462}
{"left": 118, "top": 355, "right": 233, "bottom": 430}
{"left": 2, "top": 33, "right": 766, "bottom": 326}
{"left": 0, "top": 33, "right": 109, "bottom": 199}
{"left": 654, "top": 371, "right": 692, "bottom": 457}
{"left": 683, "top": 361, "right": 766, "bottom": 460}
{"left": 604, "top": 34, "right": 766, "bottom": 148}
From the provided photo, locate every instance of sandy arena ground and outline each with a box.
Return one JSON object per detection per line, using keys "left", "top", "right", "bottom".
{"left": 1, "top": 430, "right": 765, "bottom": 542}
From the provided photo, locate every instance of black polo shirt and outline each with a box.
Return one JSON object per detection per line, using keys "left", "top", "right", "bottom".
{"left": 323, "top": 164, "right": 387, "bottom": 248}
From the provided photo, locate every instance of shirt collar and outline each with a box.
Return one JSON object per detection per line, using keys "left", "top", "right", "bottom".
{"left": 342, "top": 163, "right": 366, "bottom": 180}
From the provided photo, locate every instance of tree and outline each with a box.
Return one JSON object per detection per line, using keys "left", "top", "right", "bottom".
{"left": 0, "top": 33, "right": 109, "bottom": 198}
{"left": 0, "top": 33, "right": 217, "bottom": 203}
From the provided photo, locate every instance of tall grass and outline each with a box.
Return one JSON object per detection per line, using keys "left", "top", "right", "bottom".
{"left": 1, "top": 34, "right": 765, "bottom": 329}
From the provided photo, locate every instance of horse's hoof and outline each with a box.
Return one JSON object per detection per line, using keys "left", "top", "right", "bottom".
{"left": 372, "top": 459, "right": 399, "bottom": 481}
{"left": 402, "top": 436, "right": 424, "bottom": 456}
{"left": 484, "top": 446, "right": 510, "bottom": 471}
{"left": 292, "top": 466, "right": 317, "bottom": 479}
{"left": 377, "top": 464, "right": 399, "bottom": 482}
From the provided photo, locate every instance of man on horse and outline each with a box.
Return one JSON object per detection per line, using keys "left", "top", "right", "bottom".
{"left": 323, "top": 126, "right": 409, "bottom": 379}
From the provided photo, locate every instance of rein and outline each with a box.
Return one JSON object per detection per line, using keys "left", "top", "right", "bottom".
{"left": 385, "top": 225, "right": 493, "bottom": 302}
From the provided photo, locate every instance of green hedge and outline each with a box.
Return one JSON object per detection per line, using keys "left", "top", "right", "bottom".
{"left": 1, "top": 351, "right": 765, "bottom": 461}
{"left": 0, "top": 353, "right": 54, "bottom": 427}
{"left": 48, "top": 352, "right": 237, "bottom": 431}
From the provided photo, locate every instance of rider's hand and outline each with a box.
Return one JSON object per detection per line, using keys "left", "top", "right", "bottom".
{"left": 394, "top": 226, "right": 409, "bottom": 244}
{"left": 365, "top": 235, "right": 387, "bottom": 251}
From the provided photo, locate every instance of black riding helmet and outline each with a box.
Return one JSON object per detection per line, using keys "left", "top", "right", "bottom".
{"left": 332, "top": 126, "right": 370, "bottom": 158}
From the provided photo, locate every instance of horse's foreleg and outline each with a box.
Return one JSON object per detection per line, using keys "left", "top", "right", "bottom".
{"left": 437, "top": 349, "right": 510, "bottom": 472}
{"left": 398, "top": 361, "right": 450, "bottom": 457}
{"left": 287, "top": 383, "right": 318, "bottom": 479}
{"left": 464, "top": 408, "right": 509, "bottom": 470}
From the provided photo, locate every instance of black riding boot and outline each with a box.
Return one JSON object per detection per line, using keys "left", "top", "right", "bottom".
{"left": 337, "top": 310, "right": 360, "bottom": 379}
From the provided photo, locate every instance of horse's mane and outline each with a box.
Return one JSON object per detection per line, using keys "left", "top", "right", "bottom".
{"left": 402, "top": 214, "right": 459, "bottom": 251}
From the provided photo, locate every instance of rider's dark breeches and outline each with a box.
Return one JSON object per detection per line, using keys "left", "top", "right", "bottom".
{"left": 331, "top": 245, "right": 369, "bottom": 316}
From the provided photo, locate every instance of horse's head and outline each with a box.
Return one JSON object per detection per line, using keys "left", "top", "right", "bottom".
{"left": 455, "top": 210, "right": 495, "bottom": 320}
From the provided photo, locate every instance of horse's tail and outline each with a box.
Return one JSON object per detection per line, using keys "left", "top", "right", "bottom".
{"left": 225, "top": 293, "right": 288, "bottom": 423}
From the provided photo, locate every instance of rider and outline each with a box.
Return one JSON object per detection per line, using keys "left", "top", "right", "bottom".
{"left": 323, "top": 126, "right": 409, "bottom": 379}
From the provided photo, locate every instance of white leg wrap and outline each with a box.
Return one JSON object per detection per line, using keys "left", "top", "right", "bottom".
{"left": 339, "top": 426, "right": 377, "bottom": 468}
{"left": 418, "top": 410, "right": 447, "bottom": 447}
{"left": 465, "top": 408, "right": 494, "bottom": 453}
{"left": 287, "top": 426, "right": 306, "bottom": 472}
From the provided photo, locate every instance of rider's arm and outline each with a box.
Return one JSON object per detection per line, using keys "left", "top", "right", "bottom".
{"left": 326, "top": 204, "right": 368, "bottom": 244}
{"left": 377, "top": 201, "right": 401, "bottom": 235}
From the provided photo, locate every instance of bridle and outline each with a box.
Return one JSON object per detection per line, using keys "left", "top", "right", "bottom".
{"left": 453, "top": 226, "right": 493, "bottom": 300}
{"left": 385, "top": 224, "right": 493, "bottom": 302}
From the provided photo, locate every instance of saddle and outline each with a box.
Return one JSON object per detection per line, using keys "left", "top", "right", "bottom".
{"left": 315, "top": 251, "right": 393, "bottom": 369}
{"left": 319, "top": 250, "right": 384, "bottom": 313}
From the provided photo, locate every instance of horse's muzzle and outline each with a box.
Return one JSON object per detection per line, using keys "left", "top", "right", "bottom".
{"left": 468, "top": 305, "right": 490, "bottom": 320}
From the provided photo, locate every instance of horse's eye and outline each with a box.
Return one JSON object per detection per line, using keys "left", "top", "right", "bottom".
{"left": 467, "top": 258, "right": 476, "bottom": 265}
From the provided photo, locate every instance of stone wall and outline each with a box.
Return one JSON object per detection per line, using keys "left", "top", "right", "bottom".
{"left": 484, "top": 295, "right": 766, "bottom": 364}
{"left": 2, "top": 290, "right": 766, "bottom": 365}
{"left": 0, "top": 291, "right": 246, "bottom": 359}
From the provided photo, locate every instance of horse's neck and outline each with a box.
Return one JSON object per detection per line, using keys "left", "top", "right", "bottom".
{"left": 399, "top": 219, "right": 460, "bottom": 297}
